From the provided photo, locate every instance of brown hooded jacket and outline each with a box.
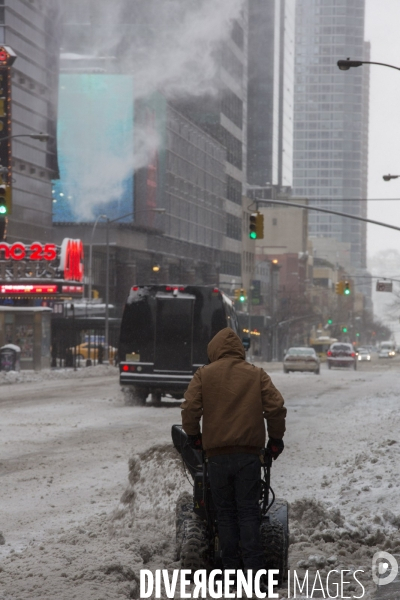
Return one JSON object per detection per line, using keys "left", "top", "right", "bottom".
{"left": 181, "top": 328, "right": 286, "bottom": 457}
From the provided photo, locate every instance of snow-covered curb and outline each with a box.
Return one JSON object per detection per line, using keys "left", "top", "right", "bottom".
{"left": 0, "top": 364, "right": 118, "bottom": 385}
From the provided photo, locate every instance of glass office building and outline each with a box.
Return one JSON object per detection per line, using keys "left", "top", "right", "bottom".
{"left": 247, "top": 0, "right": 295, "bottom": 188}
{"left": 293, "top": 0, "right": 369, "bottom": 269}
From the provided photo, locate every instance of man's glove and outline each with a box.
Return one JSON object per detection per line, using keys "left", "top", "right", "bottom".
{"left": 187, "top": 433, "right": 202, "bottom": 450}
{"left": 267, "top": 437, "right": 284, "bottom": 460}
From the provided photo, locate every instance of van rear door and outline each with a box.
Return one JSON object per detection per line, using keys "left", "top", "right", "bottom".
{"left": 154, "top": 293, "right": 195, "bottom": 372}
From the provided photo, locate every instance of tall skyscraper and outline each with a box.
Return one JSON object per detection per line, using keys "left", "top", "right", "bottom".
{"left": 247, "top": 0, "right": 295, "bottom": 189}
{"left": 292, "top": 0, "right": 369, "bottom": 270}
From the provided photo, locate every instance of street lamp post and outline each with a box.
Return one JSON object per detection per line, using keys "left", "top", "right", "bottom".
{"left": 88, "top": 213, "right": 108, "bottom": 301}
{"left": 89, "top": 207, "right": 166, "bottom": 362}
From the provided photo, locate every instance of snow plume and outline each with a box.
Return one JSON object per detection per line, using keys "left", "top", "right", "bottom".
{"left": 67, "top": 0, "right": 246, "bottom": 100}
{"left": 57, "top": 0, "right": 246, "bottom": 221}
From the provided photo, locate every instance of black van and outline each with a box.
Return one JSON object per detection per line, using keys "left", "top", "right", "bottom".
{"left": 119, "top": 284, "right": 239, "bottom": 403}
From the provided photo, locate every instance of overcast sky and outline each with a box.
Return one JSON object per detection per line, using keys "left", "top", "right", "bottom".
{"left": 365, "top": 0, "right": 400, "bottom": 261}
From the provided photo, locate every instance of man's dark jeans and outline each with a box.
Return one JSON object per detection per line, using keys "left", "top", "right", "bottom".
{"left": 207, "top": 453, "right": 265, "bottom": 570}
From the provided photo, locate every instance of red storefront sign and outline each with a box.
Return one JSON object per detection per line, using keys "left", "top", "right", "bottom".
{"left": 0, "top": 242, "right": 57, "bottom": 261}
{"left": 0, "top": 284, "right": 58, "bottom": 294}
{"left": 60, "top": 239, "right": 84, "bottom": 282}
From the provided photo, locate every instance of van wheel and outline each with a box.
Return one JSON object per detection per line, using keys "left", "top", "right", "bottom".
{"left": 123, "top": 387, "right": 148, "bottom": 406}
{"left": 151, "top": 392, "right": 162, "bottom": 406}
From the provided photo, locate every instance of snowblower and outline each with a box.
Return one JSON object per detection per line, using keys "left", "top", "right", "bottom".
{"left": 171, "top": 424, "right": 289, "bottom": 584}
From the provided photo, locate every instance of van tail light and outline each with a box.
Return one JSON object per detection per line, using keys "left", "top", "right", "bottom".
{"left": 351, "top": 352, "right": 355, "bottom": 358}
{"left": 327, "top": 350, "right": 332, "bottom": 357}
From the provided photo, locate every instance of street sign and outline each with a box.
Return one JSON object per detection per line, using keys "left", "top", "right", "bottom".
{"left": 376, "top": 281, "right": 393, "bottom": 292}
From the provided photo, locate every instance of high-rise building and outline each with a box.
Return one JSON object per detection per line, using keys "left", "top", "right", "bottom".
{"left": 247, "top": 0, "right": 295, "bottom": 189}
{"left": 173, "top": 6, "right": 249, "bottom": 294}
{"left": 1, "top": 0, "right": 61, "bottom": 243}
{"left": 292, "top": 0, "right": 369, "bottom": 270}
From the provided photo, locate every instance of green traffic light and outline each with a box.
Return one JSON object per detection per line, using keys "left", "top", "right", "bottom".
{"left": 0, "top": 204, "right": 7, "bottom": 215}
{"left": 327, "top": 318, "right": 333, "bottom": 325}
{"left": 239, "top": 295, "right": 245, "bottom": 302}
{"left": 342, "top": 327, "right": 348, "bottom": 333}
{"left": 344, "top": 289, "right": 350, "bottom": 295}
{"left": 249, "top": 231, "right": 257, "bottom": 240}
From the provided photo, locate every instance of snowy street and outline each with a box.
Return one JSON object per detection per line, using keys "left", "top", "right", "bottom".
{"left": 1, "top": 359, "right": 400, "bottom": 599}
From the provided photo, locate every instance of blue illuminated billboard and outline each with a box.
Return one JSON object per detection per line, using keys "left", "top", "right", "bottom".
{"left": 53, "top": 74, "right": 134, "bottom": 223}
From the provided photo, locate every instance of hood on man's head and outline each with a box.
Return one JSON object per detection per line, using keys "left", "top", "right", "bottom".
{"left": 207, "top": 327, "right": 245, "bottom": 363}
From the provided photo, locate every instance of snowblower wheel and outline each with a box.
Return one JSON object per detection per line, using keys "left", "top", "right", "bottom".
{"left": 176, "top": 491, "right": 209, "bottom": 570}
{"left": 175, "top": 491, "right": 193, "bottom": 559}
{"left": 260, "top": 498, "right": 289, "bottom": 585}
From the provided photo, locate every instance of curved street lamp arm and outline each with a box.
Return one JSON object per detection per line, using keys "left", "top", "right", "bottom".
{"left": 0, "top": 132, "right": 50, "bottom": 142}
{"left": 364, "top": 60, "right": 400, "bottom": 71}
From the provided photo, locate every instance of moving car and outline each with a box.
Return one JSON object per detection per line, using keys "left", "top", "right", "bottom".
{"left": 283, "top": 347, "right": 320, "bottom": 374}
{"left": 327, "top": 342, "right": 357, "bottom": 370}
{"left": 357, "top": 348, "right": 371, "bottom": 362}
{"left": 378, "top": 348, "right": 395, "bottom": 359}
{"left": 379, "top": 341, "right": 395, "bottom": 358}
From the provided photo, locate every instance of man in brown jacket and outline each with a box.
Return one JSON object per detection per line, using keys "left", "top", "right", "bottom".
{"left": 181, "top": 327, "right": 286, "bottom": 573}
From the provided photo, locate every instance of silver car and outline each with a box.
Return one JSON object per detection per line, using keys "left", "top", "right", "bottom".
{"left": 357, "top": 348, "right": 371, "bottom": 362}
{"left": 283, "top": 347, "right": 320, "bottom": 374}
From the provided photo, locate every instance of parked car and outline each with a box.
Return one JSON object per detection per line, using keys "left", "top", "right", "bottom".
{"left": 69, "top": 342, "right": 117, "bottom": 363}
{"left": 283, "top": 347, "right": 320, "bottom": 374}
{"left": 357, "top": 348, "right": 371, "bottom": 362}
{"left": 327, "top": 342, "right": 357, "bottom": 370}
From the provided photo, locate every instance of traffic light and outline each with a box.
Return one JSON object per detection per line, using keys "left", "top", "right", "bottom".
{"left": 335, "top": 281, "right": 344, "bottom": 295}
{"left": 342, "top": 326, "right": 348, "bottom": 333}
{"left": 249, "top": 212, "right": 264, "bottom": 240}
{"left": 249, "top": 214, "right": 257, "bottom": 239}
{"left": 239, "top": 288, "right": 246, "bottom": 302}
{"left": 327, "top": 318, "right": 333, "bottom": 325}
{"left": 344, "top": 281, "right": 351, "bottom": 295}
{"left": 0, "top": 184, "right": 11, "bottom": 216}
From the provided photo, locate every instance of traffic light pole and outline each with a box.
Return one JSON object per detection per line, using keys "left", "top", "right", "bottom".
{"left": 253, "top": 198, "right": 400, "bottom": 234}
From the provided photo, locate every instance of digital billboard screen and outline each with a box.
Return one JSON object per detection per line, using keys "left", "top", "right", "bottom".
{"left": 53, "top": 74, "right": 134, "bottom": 223}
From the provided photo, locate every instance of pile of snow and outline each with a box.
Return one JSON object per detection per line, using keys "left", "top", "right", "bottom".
{"left": 0, "top": 364, "right": 118, "bottom": 385}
